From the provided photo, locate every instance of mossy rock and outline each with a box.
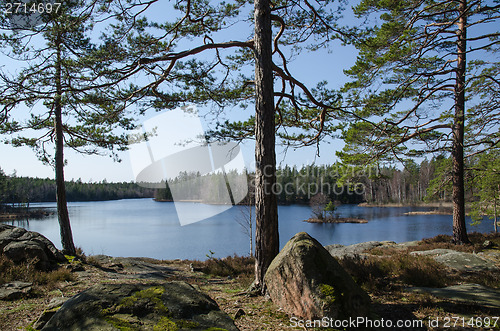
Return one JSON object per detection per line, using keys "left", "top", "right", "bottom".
{"left": 264, "top": 232, "right": 371, "bottom": 320}
{"left": 41, "top": 281, "right": 237, "bottom": 330}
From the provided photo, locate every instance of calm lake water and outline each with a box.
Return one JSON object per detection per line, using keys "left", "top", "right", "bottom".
{"left": 4, "top": 199, "right": 495, "bottom": 260}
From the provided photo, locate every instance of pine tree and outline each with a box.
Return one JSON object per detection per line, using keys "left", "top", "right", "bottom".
{"left": 0, "top": 0, "right": 139, "bottom": 254}
{"left": 338, "top": 0, "right": 500, "bottom": 244}
{"left": 113, "top": 0, "right": 349, "bottom": 291}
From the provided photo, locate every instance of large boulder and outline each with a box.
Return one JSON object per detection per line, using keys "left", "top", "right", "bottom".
{"left": 41, "top": 281, "right": 238, "bottom": 331}
{"left": 0, "top": 224, "right": 66, "bottom": 270}
{"left": 264, "top": 232, "right": 371, "bottom": 320}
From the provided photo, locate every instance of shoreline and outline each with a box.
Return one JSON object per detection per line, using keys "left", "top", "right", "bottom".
{"left": 404, "top": 210, "right": 453, "bottom": 215}
{"left": 0, "top": 208, "right": 54, "bottom": 220}
{"left": 153, "top": 199, "right": 237, "bottom": 205}
{"left": 304, "top": 217, "right": 368, "bottom": 224}
{"left": 358, "top": 202, "right": 453, "bottom": 208}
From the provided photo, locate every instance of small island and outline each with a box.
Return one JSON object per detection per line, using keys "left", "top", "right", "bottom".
{"left": 306, "top": 193, "right": 368, "bottom": 224}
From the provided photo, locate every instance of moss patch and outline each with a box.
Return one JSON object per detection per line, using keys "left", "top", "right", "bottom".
{"left": 319, "top": 283, "right": 338, "bottom": 305}
{"left": 101, "top": 286, "right": 208, "bottom": 330}
{"left": 118, "top": 295, "right": 137, "bottom": 309}
{"left": 64, "top": 255, "right": 76, "bottom": 263}
{"left": 104, "top": 315, "right": 138, "bottom": 331}
{"left": 101, "top": 286, "right": 172, "bottom": 330}
{"left": 134, "top": 286, "right": 165, "bottom": 299}
{"left": 176, "top": 319, "right": 200, "bottom": 328}
{"left": 153, "top": 316, "right": 178, "bottom": 331}
{"left": 319, "top": 283, "right": 349, "bottom": 319}
{"left": 118, "top": 286, "right": 169, "bottom": 315}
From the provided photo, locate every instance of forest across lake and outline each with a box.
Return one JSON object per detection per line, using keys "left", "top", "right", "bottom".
{"left": 0, "top": 155, "right": 487, "bottom": 207}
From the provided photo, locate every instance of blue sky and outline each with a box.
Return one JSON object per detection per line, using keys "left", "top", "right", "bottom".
{"left": 2, "top": 0, "right": 496, "bottom": 183}
{"left": 0, "top": 0, "right": 359, "bottom": 182}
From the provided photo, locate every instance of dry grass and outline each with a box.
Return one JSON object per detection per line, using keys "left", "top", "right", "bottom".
{"left": 379, "top": 253, "right": 452, "bottom": 287}
{"left": 415, "top": 235, "right": 477, "bottom": 252}
{"left": 84, "top": 255, "right": 103, "bottom": 267}
{"left": 339, "top": 251, "right": 453, "bottom": 291}
{"left": 0, "top": 255, "right": 74, "bottom": 289}
{"left": 342, "top": 232, "right": 500, "bottom": 294}
{"left": 338, "top": 255, "right": 387, "bottom": 292}
{"left": 75, "top": 246, "right": 86, "bottom": 259}
{"left": 0, "top": 258, "right": 113, "bottom": 331}
{"left": 338, "top": 233, "right": 500, "bottom": 331}
{"left": 414, "top": 232, "right": 500, "bottom": 253}
{"left": 191, "top": 255, "right": 255, "bottom": 288}
{"left": 469, "top": 231, "right": 500, "bottom": 246}
{"left": 461, "top": 269, "right": 500, "bottom": 288}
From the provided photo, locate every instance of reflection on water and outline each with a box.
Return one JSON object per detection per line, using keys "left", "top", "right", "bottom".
{"left": 4, "top": 199, "right": 495, "bottom": 260}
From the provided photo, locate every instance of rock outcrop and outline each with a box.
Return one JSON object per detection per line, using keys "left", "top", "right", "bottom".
{"left": 264, "top": 232, "right": 371, "bottom": 320}
{"left": 0, "top": 224, "right": 66, "bottom": 270}
{"left": 41, "top": 281, "right": 238, "bottom": 331}
{"left": 0, "top": 281, "right": 32, "bottom": 301}
{"left": 87, "top": 255, "right": 173, "bottom": 279}
{"left": 325, "top": 240, "right": 396, "bottom": 259}
{"left": 33, "top": 297, "right": 69, "bottom": 329}
{"left": 407, "top": 284, "right": 500, "bottom": 308}
{"left": 411, "top": 249, "right": 498, "bottom": 272}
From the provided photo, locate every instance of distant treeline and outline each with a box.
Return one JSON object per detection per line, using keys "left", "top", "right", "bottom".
{"left": 154, "top": 166, "right": 367, "bottom": 205}
{"left": 352, "top": 156, "right": 447, "bottom": 205}
{"left": 266, "top": 157, "right": 449, "bottom": 205}
{"left": 0, "top": 171, "right": 155, "bottom": 206}
{"left": 274, "top": 165, "right": 365, "bottom": 204}
{"left": 1, "top": 153, "right": 490, "bottom": 207}
{"left": 154, "top": 155, "right": 468, "bottom": 206}
{"left": 334, "top": 153, "right": 497, "bottom": 206}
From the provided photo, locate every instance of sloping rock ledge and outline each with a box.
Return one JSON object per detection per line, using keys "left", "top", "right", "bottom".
{"left": 41, "top": 281, "right": 238, "bottom": 331}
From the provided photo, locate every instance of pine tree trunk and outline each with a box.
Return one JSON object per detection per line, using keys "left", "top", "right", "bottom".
{"left": 253, "top": 0, "right": 279, "bottom": 292}
{"left": 55, "top": 34, "right": 76, "bottom": 256}
{"left": 494, "top": 197, "right": 498, "bottom": 233}
{"left": 495, "top": 184, "right": 498, "bottom": 233}
{"left": 250, "top": 202, "right": 254, "bottom": 258}
{"left": 249, "top": 194, "right": 254, "bottom": 258}
{"left": 451, "top": 0, "right": 470, "bottom": 245}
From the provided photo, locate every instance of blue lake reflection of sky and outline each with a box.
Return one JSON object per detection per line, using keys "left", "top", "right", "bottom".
{"left": 5, "top": 199, "right": 495, "bottom": 260}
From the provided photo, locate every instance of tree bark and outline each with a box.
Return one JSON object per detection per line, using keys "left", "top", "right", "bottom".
{"left": 495, "top": 184, "right": 498, "bottom": 233}
{"left": 55, "top": 33, "right": 77, "bottom": 255}
{"left": 253, "top": 0, "right": 279, "bottom": 292}
{"left": 494, "top": 196, "right": 498, "bottom": 233}
{"left": 250, "top": 201, "right": 254, "bottom": 258}
{"left": 451, "top": 0, "right": 470, "bottom": 245}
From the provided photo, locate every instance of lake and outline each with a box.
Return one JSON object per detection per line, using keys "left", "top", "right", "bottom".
{"left": 4, "top": 198, "right": 495, "bottom": 260}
